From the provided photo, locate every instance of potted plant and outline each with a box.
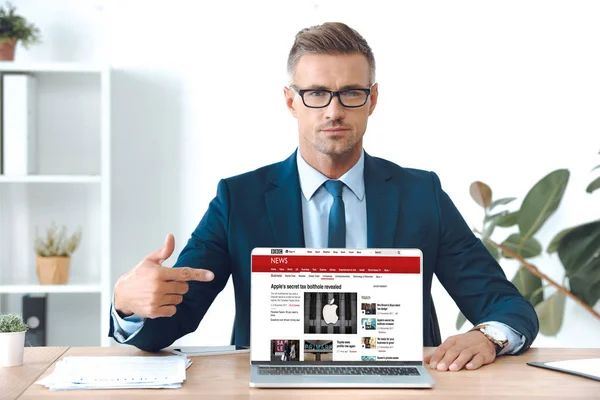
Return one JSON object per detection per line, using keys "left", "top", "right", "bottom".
{"left": 34, "top": 223, "right": 82, "bottom": 285}
{"left": 457, "top": 149, "right": 600, "bottom": 336}
{"left": 0, "top": 314, "right": 29, "bottom": 367}
{"left": 0, "top": 2, "right": 41, "bottom": 61}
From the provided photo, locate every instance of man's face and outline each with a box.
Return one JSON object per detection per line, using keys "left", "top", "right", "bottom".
{"left": 285, "top": 53, "right": 378, "bottom": 159}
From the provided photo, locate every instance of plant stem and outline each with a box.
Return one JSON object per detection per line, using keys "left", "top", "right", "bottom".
{"left": 474, "top": 229, "right": 600, "bottom": 321}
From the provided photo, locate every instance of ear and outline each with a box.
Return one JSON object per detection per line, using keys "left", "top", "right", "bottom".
{"left": 284, "top": 86, "right": 298, "bottom": 118}
{"left": 368, "top": 83, "right": 379, "bottom": 116}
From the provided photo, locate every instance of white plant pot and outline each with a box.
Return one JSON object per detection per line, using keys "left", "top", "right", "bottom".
{"left": 0, "top": 331, "right": 26, "bottom": 367}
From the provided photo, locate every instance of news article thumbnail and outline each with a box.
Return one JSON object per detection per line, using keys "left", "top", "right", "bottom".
{"left": 361, "top": 302, "right": 377, "bottom": 315}
{"left": 304, "top": 339, "right": 333, "bottom": 361}
{"left": 361, "top": 318, "right": 376, "bottom": 330}
{"left": 361, "top": 337, "right": 377, "bottom": 349}
{"left": 271, "top": 339, "right": 300, "bottom": 362}
{"left": 304, "top": 292, "right": 357, "bottom": 334}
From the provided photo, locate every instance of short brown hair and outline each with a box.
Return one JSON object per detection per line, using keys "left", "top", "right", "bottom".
{"left": 287, "top": 22, "right": 376, "bottom": 84}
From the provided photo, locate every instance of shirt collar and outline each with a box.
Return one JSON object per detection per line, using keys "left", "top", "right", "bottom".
{"left": 296, "top": 149, "right": 365, "bottom": 202}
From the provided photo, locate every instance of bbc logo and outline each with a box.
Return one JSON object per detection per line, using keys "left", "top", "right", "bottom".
{"left": 271, "top": 249, "right": 283, "bottom": 254}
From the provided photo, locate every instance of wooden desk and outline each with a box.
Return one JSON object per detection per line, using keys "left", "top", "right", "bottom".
{"left": 15, "top": 347, "right": 600, "bottom": 399}
{"left": 0, "top": 347, "right": 68, "bottom": 400}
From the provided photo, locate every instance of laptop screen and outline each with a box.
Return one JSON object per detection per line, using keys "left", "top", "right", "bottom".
{"left": 250, "top": 248, "right": 423, "bottom": 365}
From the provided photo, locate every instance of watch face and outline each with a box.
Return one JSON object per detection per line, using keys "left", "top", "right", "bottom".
{"left": 484, "top": 325, "right": 507, "bottom": 342}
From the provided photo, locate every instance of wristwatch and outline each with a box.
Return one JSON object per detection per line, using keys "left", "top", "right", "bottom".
{"left": 470, "top": 323, "right": 508, "bottom": 354}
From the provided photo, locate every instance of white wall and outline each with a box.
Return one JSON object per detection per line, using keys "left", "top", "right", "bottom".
{"left": 10, "top": 0, "right": 599, "bottom": 347}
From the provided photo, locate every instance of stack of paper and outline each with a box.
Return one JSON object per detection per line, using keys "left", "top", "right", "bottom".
{"left": 36, "top": 355, "right": 192, "bottom": 391}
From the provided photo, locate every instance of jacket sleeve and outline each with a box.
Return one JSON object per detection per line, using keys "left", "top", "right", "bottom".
{"left": 108, "top": 179, "right": 233, "bottom": 352}
{"left": 430, "top": 172, "right": 539, "bottom": 353}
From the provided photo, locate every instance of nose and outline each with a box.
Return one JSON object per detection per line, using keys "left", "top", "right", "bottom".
{"left": 324, "top": 94, "right": 345, "bottom": 120}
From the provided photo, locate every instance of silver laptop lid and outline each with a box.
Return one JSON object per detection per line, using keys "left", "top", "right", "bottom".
{"left": 250, "top": 248, "right": 423, "bottom": 366}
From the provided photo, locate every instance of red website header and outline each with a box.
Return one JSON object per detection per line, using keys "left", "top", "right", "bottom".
{"left": 251, "top": 255, "right": 420, "bottom": 274}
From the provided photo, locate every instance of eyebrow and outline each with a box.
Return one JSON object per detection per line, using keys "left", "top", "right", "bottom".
{"left": 302, "top": 84, "right": 369, "bottom": 91}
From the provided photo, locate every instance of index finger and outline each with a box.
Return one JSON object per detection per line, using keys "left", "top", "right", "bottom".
{"left": 424, "top": 349, "right": 436, "bottom": 363}
{"left": 159, "top": 266, "right": 214, "bottom": 282}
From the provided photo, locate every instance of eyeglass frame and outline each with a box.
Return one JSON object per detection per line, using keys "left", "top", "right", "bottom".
{"left": 290, "top": 84, "right": 375, "bottom": 109}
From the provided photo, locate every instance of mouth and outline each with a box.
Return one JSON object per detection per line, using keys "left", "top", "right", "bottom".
{"left": 321, "top": 128, "right": 350, "bottom": 134}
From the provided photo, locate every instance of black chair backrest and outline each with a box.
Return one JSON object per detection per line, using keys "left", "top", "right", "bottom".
{"left": 430, "top": 300, "right": 442, "bottom": 346}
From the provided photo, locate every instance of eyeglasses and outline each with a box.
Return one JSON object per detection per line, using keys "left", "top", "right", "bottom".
{"left": 290, "top": 85, "right": 372, "bottom": 108}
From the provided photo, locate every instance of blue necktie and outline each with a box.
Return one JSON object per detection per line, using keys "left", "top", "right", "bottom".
{"left": 324, "top": 180, "right": 346, "bottom": 248}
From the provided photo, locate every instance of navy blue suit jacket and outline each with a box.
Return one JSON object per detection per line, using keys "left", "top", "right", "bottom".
{"left": 109, "top": 151, "right": 538, "bottom": 352}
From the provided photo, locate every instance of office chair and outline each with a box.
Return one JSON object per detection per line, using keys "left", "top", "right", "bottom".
{"left": 430, "top": 300, "right": 442, "bottom": 346}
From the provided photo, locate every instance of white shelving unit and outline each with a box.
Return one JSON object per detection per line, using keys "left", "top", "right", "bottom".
{"left": 0, "top": 62, "right": 111, "bottom": 346}
{"left": 0, "top": 175, "right": 101, "bottom": 183}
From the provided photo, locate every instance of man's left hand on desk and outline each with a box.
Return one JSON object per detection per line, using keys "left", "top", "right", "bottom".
{"left": 424, "top": 331, "right": 497, "bottom": 372}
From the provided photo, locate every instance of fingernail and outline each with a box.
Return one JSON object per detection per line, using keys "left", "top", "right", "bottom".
{"left": 205, "top": 271, "right": 214, "bottom": 280}
{"left": 430, "top": 361, "right": 437, "bottom": 369}
{"left": 437, "top": 363, "right": 447, "bottom": 371}
{"left": 450, "top": 363, "right": 458, "bottom": 371}
{"left": 466, "top": 363, "right": 473, "bottom": 369}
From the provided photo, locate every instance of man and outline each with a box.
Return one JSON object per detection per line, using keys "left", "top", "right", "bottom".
{"left": 110, "top": 22, "right": 538, "bottom": 372}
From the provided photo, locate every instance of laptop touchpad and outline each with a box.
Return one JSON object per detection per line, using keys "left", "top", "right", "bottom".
{"left": 299, "top": 375, "right": 384, "bottom": 384}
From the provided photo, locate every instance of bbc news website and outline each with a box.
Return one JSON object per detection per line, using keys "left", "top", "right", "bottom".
{"left": 250, "top": 249, "right": 422, "bottom": 363}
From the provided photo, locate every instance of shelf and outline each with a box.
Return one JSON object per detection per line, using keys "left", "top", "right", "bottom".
{"left": 0, "top": 62, "right": 107, "bottom": 74}
{"left": 0, "top": 175, "right": 101, "bottom": 183}
{"left": 0, "top": 283, "right": 102, "bottom": 294}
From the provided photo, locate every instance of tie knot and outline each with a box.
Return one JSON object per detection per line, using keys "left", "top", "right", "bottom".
{"left": 324, "top": 180, "right": 344, "bottom": 198}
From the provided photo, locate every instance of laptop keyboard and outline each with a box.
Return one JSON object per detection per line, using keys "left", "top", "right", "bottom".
{"left": 258, "top": 366, "right": 420, "bottom": 376}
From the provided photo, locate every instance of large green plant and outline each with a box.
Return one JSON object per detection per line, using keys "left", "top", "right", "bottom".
{"left": 0, "top": 2, "right": 41, "bottom": 48}
{"left": 457, "top": 152, "right": 600, "bottom": 336}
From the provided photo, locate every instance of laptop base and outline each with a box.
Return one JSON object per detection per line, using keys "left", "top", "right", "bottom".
{"left": 249, "top": 365, "right": 434, "bottom": 388}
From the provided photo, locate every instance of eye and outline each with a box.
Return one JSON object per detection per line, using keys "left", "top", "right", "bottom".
{"left": 342, "top": 90, "right": 363, "bottom": 97}
{"left": 306, "top": 90, "right": 327, "bottom": 97}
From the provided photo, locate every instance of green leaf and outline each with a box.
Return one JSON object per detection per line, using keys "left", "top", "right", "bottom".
{"left": 489, "top": 197, "right": 517, "bottom": 210}
{"left": 483, "top": 221, "right": 496, "bottom": 238}
{"left": 483, "top": 239, "right": 500, "bottom": 261}
{"left": 547, "top": 226, "right": 577, "bottom": 254}
{"left": 518, "top": 169, "right": 569, "bottom": 240}
{"left": 586, "top": 177, "right": 600, "bottom": 194}
{"left": 495, "top": 211, "right": 519, "bottom": 227}
{"left": 469, "top": 181, "right": 492, "bottom": 208}
{"left": 456, "top": 311, "right": 467, "bottom": 330}
{"left": 484, "top": 210, "right": 508, "bottom": 223}
{"left": 535, "top": 292, "right": 566, "bottom": 336}
{"left": 501, "top": 233, "right": 542, "bottom": 259}
{"left": 592, "top": 164, "right": 600, "bottom": 172}
{"left": 557, "top": 220, "right": 600, "bottom": 305}
{"left": 568, "top": 258, "right": 600, "bottom": 307}
{"left": 482, "top": 211, "right": 517, "bottom": 239}
{"left": 482, "top": 211, "right": 508, "bottom": 238}
{"left": 512, "top": 266, "right": 543, "bottom": 307}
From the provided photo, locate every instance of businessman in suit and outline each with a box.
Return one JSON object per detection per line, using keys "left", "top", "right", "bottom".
{"left": 110, "top": 22, "right": 538, "bottom": 372}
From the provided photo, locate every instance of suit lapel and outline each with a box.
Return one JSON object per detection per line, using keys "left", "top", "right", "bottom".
{"left": 364, "top": 153, "right": 401, "bottom": 248}
{"left": 265, "top": 151, "right": 305, "bottom": 247}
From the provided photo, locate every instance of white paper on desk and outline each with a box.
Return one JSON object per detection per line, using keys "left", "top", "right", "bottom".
{"left": 62, "top": 356, "right": 185, "bottom": 383}
{"left": 46, "top": 383, "right": 182, "bottom": 391}
{"left": 36, "top": 355, "right": 189, "bottom": 390}
{"left": 545, "top": 358, "right": 600, "bottom": 379}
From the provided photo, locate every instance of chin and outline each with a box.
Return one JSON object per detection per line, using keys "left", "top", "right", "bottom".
{"left": 317, "top": 146, "right": 355, "bottom": 157}
{"left": 317, "top": 141, "right": 357, "bottom": 157}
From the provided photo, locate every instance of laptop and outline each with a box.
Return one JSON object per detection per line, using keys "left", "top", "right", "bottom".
{"left": 249, "top": 248, "right": 434, "bottom": 388}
